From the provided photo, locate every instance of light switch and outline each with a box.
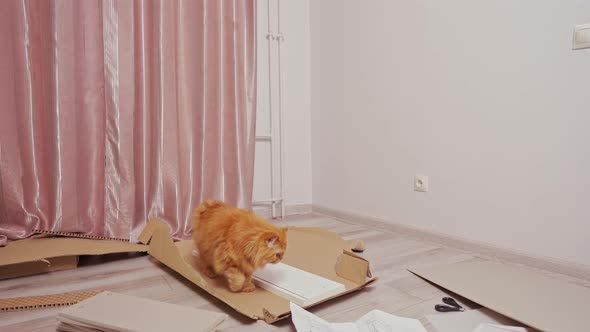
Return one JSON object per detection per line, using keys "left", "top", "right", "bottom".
{"left": 573, "top": 23, "right": 590, "bottom": 50}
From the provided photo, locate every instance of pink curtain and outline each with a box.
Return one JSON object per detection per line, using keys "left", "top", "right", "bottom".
{"left": 0, "top": 0, "right": 257, "bottom": 244}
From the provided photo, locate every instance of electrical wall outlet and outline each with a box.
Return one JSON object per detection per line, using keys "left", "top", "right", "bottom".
{"left": 414, "top": 175, "right": 429, "bottom": 192}
{"left": 573, "top": 23, "right": 590, "bottom": 50}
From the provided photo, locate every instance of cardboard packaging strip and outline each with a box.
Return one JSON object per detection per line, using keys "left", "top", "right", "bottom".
{"left": 0, "top": 290, "right": 103, "bottom": 312}
{"left": 409, "top": 261, "right": 590, "bottom": 332}
{"left": 144, "top": 219, "right": 377, "bottom": 323}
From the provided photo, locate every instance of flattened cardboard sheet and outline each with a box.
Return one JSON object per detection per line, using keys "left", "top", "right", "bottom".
{"left": 56, "top": 291, "right": 226, "bottom": 332}
{"left": 145, "top": 219, "right": 376, "bottom": 323}
{"left": 0, "top": 233, "right": 148, "bottom": 279}
{"left": 0, "top": 290, "right": 103, "bottom": 311}
{"left": 0, "top": 237, "right": 147, "bottom": 267}
{"left": 409, "top": 261, "right": 590, "bottom": 332}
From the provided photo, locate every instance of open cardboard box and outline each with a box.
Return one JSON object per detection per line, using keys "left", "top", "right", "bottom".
{"left": 143, "top": 219, "right": 377, "bottom": 323}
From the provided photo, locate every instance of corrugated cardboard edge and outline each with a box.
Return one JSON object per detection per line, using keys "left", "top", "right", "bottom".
{"left": 142, "top": 218, "right": 377, "bottom": 324}
{"left": 33, "top": 230, "right": 129, "bottom": 242}
{"left": 262, "top": 308, "right": 279, "bottom": 323}
{"left": 0, "top": 290, "right": 103, "bottom": 312}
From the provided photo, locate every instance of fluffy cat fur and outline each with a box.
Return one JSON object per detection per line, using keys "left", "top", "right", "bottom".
{"left": 192, "top": 200, "right": 288, "bottom": 292}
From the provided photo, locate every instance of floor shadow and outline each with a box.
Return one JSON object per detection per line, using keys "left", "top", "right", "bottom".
{"left": 77, "top": 252, "right": 148, "bottom": 267}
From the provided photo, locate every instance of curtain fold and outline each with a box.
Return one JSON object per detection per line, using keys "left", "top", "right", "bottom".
{"left": 0, "top": 0, "right": 257, "bottom": 243}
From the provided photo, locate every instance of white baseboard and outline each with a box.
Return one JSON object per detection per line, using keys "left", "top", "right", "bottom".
{"left": 312, "top": 204, "right": 590, "bottom": 281}
{"left": 253, "top": 204, "right": 312, "bottom": 220}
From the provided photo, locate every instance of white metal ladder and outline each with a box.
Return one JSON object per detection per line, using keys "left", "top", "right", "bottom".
{"left": 253, "top": 0, "right": 285, "bottom": 219}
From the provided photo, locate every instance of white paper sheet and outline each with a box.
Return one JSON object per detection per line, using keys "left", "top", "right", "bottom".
{"left": 290, "top": 302, "right": 427, "bottom": 332}
{"left": 427, "top": 308, "right": 533, "bottom": 332}
{"left": 427, "top": 308, "right": 522, "bottom": 332}
{"left": 472, "top": 324, "right": 529, "bottom": 332}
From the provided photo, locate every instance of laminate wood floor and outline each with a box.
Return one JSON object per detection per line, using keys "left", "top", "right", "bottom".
{"left": 1, "top": 213, "right": 588, "bottom": 331}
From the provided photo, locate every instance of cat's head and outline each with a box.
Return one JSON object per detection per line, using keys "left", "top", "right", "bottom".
{"left": 256, "top": 227, "right": 288, "bottom": 266}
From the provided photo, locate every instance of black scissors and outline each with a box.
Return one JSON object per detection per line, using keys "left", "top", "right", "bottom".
{"left": 434, "top": 297, "right": 464, "bottom": 312}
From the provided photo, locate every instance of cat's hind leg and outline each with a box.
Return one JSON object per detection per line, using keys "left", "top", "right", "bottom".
{"left": 192, "top": 251, "right": 217, "bottom": 278}
{"left": 224, "top": 267, "right": 246, "bottom": 292}
{"left": 204, "top": 265, "right": 217, "bottom": 278}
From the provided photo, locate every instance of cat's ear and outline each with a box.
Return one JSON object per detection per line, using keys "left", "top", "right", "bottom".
{"left": 265, "top": 232, "right": 279, "bottom": 248}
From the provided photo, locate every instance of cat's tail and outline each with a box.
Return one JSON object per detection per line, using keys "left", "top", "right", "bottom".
{"left": 192, "top": 199, "right": 226, "bottom": 229}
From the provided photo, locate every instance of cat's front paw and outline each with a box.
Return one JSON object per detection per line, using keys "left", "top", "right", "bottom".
{"left": 242, "top": 280, "right": 256, "bottom": 292}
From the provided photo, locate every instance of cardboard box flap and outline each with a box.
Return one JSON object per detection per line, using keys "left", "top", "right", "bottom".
{"left": 145, "top": 222, "right": 208, "bottom": 287}
{"left": 0, "top": 256, "right": 79, "bottom": 281}
{"left": 146, "top": 219, "right": 376, "bottom": 323}
{"left": 0, "top": 237, "right": 147, "bottom": 267}
{"left": 281, "top": 227, "right": 372, "bottom": 286}
{"left": 137, "top": 219, "right": 162, "bottom": 244}
{"left": 335, "top": 250, "right": 370, "bottom": 285}
{"left": 409, "top": 261, "right": 590, "bottom": 332}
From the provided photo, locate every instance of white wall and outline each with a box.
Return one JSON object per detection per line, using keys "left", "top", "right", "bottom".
{"left": 253, "top": 0, "right": 312, "bottom": 206}
{"left": 311, "top": 0, "right": 590, "bottom": 265}
{"left": 279, "top": 0, "right": 312, "bottom": 205}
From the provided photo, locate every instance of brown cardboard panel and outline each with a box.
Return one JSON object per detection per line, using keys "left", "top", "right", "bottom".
{"left": 137, "top": 219, "right": 161, "bottom": 244}
{"left": 335, "top": 251, "right": 370, "bottom": 285}
{"left": 409, "top": 261, "right": 590, "bottom": 332}
{"left": 145, "top": 219, "right": 376, "bottom": 323}
{"left": 0, "top": 237, "right": 148, "bottom": 267}
{"left": 0, "top": 255, "right": 79, "bottom": 280}
{"left": 0, "top": 290, "right": 103, "bottom": 311}
{"left": 0, "top": 232, "right": 148, "bottom": 280}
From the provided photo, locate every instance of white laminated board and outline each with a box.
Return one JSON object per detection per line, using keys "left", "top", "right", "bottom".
{"left": 472, "top": 325, "right": 529, "bottom": 332}
{"left": 253, "top": 262, "right": 345, "bottom": 306}
{"left": 409, "top": 261, "right": 590, "bottom": 332}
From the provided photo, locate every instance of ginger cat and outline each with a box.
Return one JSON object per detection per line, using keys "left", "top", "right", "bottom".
{"left": 192, "top": 200, "right": 288, "bottom": 292}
